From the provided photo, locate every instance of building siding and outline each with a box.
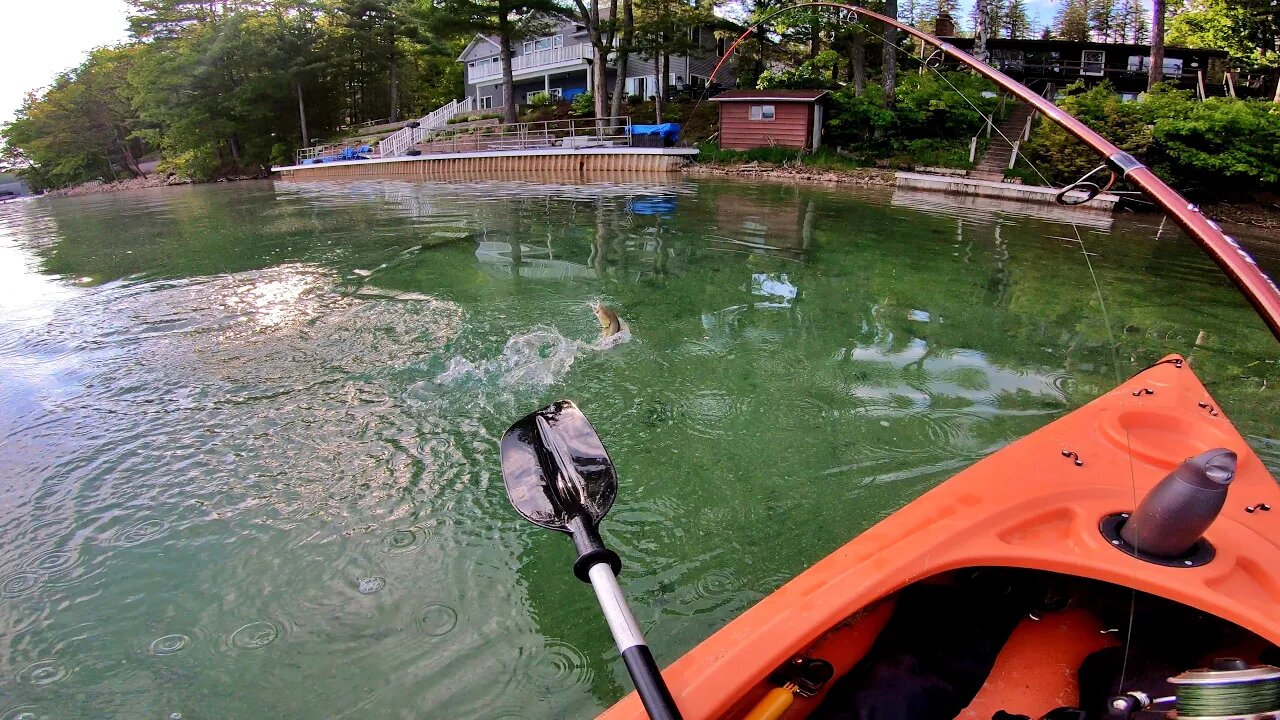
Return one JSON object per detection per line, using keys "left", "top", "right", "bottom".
{"left": 463, "top": 15, "right": 735, "bottom": 102}
{"left": 718, "top": 102, "right": 813, "bottom": 150}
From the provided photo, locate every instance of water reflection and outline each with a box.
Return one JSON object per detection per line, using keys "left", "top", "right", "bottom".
{"left": 0, "top": 177, "right": 1275, "bottom": 718}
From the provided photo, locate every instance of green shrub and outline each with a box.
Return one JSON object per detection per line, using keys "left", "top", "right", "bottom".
{"left": 1023, "top": 81, "right": 1280, "bottom": 200}
{"left": 528, "top": 91, "right": 552, "bottom": 107}
{"left": 823, "top": 72, "right": 999, "bottom": 149}
{"left": 571, "top": 92, "right": 594, "bottom": 116}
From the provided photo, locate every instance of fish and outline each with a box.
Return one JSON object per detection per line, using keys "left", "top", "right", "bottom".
{"left": 591, "top": 300, "right": 623, "bottom": 338}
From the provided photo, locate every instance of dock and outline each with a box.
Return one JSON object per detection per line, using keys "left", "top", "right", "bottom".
{"left": 275, "top": 114, "right": 696, "bottom": 179}
{"left": 895, "top": 171, "right": 1120, "bottom": 213}
{"left": 275, "top": 146, "right": 697, "bottom": 179}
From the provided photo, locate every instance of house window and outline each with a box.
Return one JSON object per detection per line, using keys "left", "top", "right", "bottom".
{"left": 1081, "top": 50, "right": 1105, "bottom": 77}
{"left": 1126, "top": 56, "right": 1184, "bottom": 76}
{"left": 468, "top": 61, "right": 475, "bottom": 68}
{"left": 524, "top": 36, "right": 563, "bottom": 54}
{"left": 479, "top": 95, "right": 493, "bottom": 109}
{"left": 690, "top": 75, "right": 708, "bottom": 90}
{"left": 526, "top": 88, "right": 562, "bottom": 103}
{"left": 631, "top": 76, "right": 649, "bottom": 98}
{"left": 749, "top": 105, "right": 775, "bottom": 121}
{"left": 716, "top": 37, "right": 727, "bottom": 57}
{"left": 688, "top": 27, "right": 699, "bottom": 44}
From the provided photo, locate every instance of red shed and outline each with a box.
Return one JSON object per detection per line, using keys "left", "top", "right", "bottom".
{"left": 710, "top": 89, "right": 829, "bottom": 151}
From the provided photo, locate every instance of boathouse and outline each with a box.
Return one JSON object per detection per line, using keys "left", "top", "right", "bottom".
{"left": 710, "top": 89, "right": 828, "bottom": 152}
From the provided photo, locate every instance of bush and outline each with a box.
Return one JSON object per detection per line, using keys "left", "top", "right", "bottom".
{"left": 1023, "top": 81, "right": 1280, "bottom": 200}
{"left": 571, "top": 92, "right": 594, "bottom": 116}
{"left": 528, "top": 91, "right": 552, "bottom": 107}
{"left": 823, "top": 72, "right": 1000, "bottom": 149}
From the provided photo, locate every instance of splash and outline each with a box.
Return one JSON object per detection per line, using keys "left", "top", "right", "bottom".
{"left": 433, "top": 325, "right": 630, "bottom": 389}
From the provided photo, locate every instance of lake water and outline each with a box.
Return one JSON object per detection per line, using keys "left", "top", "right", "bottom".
{"left": 1, "top": 178, "right": 1277, "bottom": 719}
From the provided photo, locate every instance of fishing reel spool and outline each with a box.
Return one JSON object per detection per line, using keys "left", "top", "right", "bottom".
{"left": 1105, "top": 660, "right": 1280, "bottom": 720}
{"left": 1169, "top": 659, "right": 1280, "bottom": 720}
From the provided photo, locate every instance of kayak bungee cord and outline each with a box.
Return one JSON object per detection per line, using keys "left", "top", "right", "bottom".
{"left": 698, "top": 2, "right": 1280, "bottom": 342}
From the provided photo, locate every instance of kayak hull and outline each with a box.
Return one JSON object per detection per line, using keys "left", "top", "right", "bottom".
{"left": 599, "top": 356, "right": 1280, "bottom": 720}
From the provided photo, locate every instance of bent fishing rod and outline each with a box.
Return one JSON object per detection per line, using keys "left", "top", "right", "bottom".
{"left": 703, "top": 2, "right": 1280, "bottom": 342}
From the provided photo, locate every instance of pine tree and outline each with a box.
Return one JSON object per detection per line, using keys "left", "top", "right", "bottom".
{"left": 1054, "top": 0, "right": 1090, "bottom": 41}
{"left": 1089, "top": 0, "right": 1117, "bottom": 40}
{"left": 1002, "top": 0, "right": 1032, "bottom": 38}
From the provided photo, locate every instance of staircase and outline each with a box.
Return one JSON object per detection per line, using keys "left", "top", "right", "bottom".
{"left": 970, "top": 102, "right": 1036, "bottom": 182}
{"left": 377, "top": 97, "right": 476, "bottom": 158}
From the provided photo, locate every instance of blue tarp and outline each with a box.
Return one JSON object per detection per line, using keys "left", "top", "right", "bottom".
{"left": 629, "top": 197, "right": 677, "bottom": 216}
{"left": 562, "top": 88, "right": 586, "bottom": 100}
{"left": 630, "top": 123, "right": 681, "bottom": 141}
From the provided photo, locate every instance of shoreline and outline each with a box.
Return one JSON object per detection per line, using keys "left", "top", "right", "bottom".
{"left": 27, "top": 163, "right": 1280, "bottom": 241}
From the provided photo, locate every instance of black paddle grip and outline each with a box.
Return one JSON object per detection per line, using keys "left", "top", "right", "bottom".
{"left": 622, "top": 645, "right": 684, "bottom": 720}
{"left": 569, "top": 515, "right": 622, "bottom": 582}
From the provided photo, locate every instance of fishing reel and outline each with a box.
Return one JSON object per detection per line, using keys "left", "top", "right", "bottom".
{"left": 1105, "top": 659, "right": 1280, "bottom": 720}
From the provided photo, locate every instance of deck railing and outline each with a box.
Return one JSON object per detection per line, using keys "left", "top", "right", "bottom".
{"left": 468, "top": 44, "right": 595, "bottom": 83}
{"left": 412, "top": 116, "right": 631, "bottom": 155}
{"left": 377, "top": 97, "right": 476, "bottom": 159}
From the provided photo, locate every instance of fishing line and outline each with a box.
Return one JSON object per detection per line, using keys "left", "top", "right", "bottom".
{"left": 696, "top": 1, "right": 1151, "bottom": 694}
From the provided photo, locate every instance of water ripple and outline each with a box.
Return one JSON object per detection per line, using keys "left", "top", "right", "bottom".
{"left": 15, "top": 659, "right": 69, "bottom": 686}
{"left": 228, "top": 621, "right": 280, "bottom": 650}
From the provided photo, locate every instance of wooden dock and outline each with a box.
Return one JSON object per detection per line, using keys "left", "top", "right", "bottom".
{"left": 275, "top": 147, "right": 698, "bottom": 179}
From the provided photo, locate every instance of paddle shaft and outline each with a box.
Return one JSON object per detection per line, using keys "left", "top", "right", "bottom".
{"left": 587, "top": 562, "right": 684, "bottom": 720}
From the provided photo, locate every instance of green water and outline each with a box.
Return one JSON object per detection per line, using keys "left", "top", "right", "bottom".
{"left": 0, "top": 178, "right": 1276, "bottom": 719}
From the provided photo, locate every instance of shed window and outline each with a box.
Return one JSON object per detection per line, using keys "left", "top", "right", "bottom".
{"left": 749, "top": 105, "right": 775, "bottom": 121}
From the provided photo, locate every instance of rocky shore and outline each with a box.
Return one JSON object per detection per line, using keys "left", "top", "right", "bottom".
{"left": 44, "top": 174, "right": 192, "bottom": 197}
{"left": 684, "top": 162, "right": 897, "bottom": 186}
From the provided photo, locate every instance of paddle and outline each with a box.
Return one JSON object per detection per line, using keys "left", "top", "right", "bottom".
{"left": 501, "top": 400, "right": 683, "bottom": 720}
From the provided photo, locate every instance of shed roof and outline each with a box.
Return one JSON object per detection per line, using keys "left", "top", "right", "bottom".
{"left": 710, "top": 89, "right": 829, "bottom": 102}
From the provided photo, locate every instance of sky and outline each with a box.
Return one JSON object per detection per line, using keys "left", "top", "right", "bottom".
{"left": 1, "top": 0, "right": 132, "bottom": 125}
{"left": 0, "top": 0, "right": 1059, "bottom": 126}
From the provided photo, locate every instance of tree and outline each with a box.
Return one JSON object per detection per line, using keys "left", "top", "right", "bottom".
{"left": 1002, "top": 0, "right": 1032, "bottom": 38}
{"left": 1149, "top": 0, "right": 1166, "bottom": 89}
{"left": 433, "top": 0, "right": 558, "bottom": 123}
{"left": 972, "top": 0, "right": 995, "bottom": 62}
{"left": 1055, "top": 0, "right": 1090, "bottom": 41}
{"left": 609, "top": 0, "right": 634, "bottom": 118}
{"left": 883, "top": 0, "right": 899, "bottom": 108}
{"left": 1169, "top": 0, "right": 1280, "bottom": 70}
{"left": 3, "top": 46, "right": 150, "bottom": 190}
{"left": 1089, "top": 0, "right": 1118, "bottom": 40}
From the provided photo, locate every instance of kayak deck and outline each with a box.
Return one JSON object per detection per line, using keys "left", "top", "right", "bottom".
{"left": 600, "top": 356, "right": 1280, "bottom": 719}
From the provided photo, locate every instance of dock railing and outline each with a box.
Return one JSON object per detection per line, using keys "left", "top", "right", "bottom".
{"left": 378, "top": 97, "right": 476, "bottom": 158}
{"left": 411, "top": 116, "right": 632, "bottom": 155}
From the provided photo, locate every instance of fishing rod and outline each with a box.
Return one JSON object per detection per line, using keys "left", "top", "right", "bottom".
{"left": 702, "top": 2, "right": 1280, "bottom": 342}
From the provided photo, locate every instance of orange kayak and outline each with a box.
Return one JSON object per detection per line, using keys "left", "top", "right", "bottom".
{"left": 600, "top": 355, "right": 1280, "bottom": 720}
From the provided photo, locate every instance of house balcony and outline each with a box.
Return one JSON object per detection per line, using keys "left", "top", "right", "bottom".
{"left": 468, "top": 43, "right": 596, "bottom": 84}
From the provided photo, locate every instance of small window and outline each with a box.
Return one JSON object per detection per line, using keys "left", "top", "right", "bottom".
{"left": 469, "top": 61, "right": 475, "bottom": 68}
{"left": 492, "top": 57, "right": 500, "bottom": 64}
{"left": 523, "top": 41, "right": 534, "bottom": 54}
{"left": 689, "top": 27, "right": 699, "bottom": 44}
{"left": 749, "top": 104, "right": 775, "bottom": 121}
{"left": 535, "top": 37, "right": 552, "bottom": 51}
{"left": 716, "top": 37, "right": 727, "bottom": 57}
{"left": 1081, "top": 50, "right": 1105, "bottom": 77}
{"left": 554, "top": 36, "right": 564, "bottom": 48}
{"left": 479, "top": 95, "right": 493, "bottom": 109}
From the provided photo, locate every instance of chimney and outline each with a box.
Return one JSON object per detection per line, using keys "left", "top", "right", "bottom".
{"left": 935, "top": 11, "right": 956, "bottom": 37}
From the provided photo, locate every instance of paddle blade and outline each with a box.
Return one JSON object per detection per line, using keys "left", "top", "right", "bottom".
{"left": 500, "top": 400, "right": 618, "bottom": 533}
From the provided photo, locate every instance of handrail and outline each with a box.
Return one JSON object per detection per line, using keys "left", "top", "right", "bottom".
{"left": 411, "top": 116, "right": 632, "bottom": 155}
{"left": 375, "top": 97, "right": 476, "bottom": 158}
{"left": 468, "top": 43, "right": 595, "bottom": 83}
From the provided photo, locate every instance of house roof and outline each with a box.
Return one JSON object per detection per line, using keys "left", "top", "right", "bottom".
{"left": 456, "top": 34, "right": 501, "bottom": 62}
{"left": 710, "top": 89, "right": 829, "bottom": 102}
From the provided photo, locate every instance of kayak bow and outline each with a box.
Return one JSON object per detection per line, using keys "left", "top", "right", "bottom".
{"left": 598, "top": 357, "right": 1280, "bottom": 719}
